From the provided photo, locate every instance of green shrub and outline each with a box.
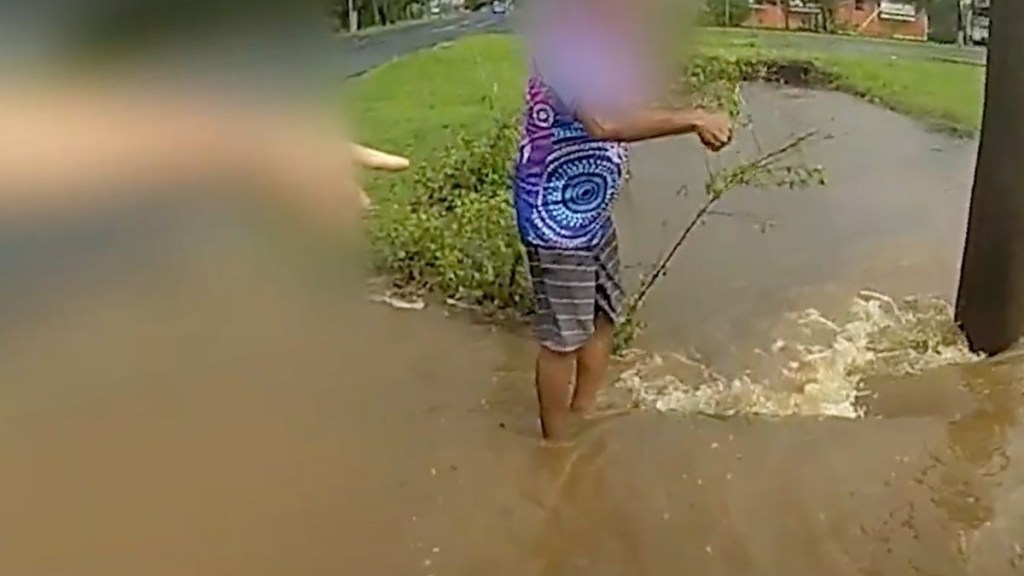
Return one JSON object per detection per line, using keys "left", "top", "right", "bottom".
{"left": 367, "top": 113, "right": 533, "bottom": 315}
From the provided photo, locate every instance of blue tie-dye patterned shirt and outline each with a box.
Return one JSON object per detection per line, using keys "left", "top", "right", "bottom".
{"left": 513, "top": 4, "right": 657, "bottom": 249}
{"left": 512, "top": 57, "right": 629, "bottom": 250}
{"left": 505, "top": 13, "right": 638, "bottom": 254}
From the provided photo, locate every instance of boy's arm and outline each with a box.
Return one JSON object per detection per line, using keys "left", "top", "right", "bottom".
{"left": 575, "top": 106, "right": 733, "bottom": 150}
{"left": 533, "top": 34, "right": 732, "bottom": 149}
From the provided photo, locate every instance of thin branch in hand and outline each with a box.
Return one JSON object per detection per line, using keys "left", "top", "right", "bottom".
{"left": 623, "top": 129, "right": 822, "bottom": 322}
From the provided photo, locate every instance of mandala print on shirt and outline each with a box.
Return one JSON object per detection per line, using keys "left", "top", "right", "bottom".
{"left": 515, "top": 77, "right": 557, "bottom": 193}
{"left": 529, "top": 100, "right": 556, "bottom": 130}
{"left": 531, "top": 138, "right": 623, "bottom": 246}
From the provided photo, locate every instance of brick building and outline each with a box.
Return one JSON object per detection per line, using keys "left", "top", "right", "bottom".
{"left": 745, "top": 1, "right": 929, "bottom": 41}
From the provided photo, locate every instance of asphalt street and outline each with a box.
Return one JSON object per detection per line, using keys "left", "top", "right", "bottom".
{"left": 341, "top": 10, "right": 513, "bottom": 77}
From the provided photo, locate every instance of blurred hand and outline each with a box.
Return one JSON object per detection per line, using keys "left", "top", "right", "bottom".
{"left": 260, "top": 115, "right": 409, "bottom": 229}
{"left": 0, "top": 82, "right": 408, "bottom": 227}
{"left": 694, "top": 111, "right": 733, "bottom": 152}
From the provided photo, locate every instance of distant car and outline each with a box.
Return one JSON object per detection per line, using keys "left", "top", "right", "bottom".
{"left": 491, "top": 1, "right": 506, "bottom": 14}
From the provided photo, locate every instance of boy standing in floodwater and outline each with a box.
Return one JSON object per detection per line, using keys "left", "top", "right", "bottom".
{"left": 514, "top": 0, "right": 734, "bottom": 444}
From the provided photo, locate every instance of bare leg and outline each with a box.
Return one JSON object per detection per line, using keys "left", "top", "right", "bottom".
{"left": 535, "top": 345, "right": 576, "bottom": 444}
{"left": 571, "top": 312, "right": 616, "bottom": 417}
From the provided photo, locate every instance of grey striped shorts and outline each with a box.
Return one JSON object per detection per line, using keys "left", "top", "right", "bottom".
{"left": 524, "top": 228, "right": 625, "bottom": 352}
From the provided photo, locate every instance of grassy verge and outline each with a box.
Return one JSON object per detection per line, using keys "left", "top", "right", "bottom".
{"left": 349, "top": 38, "right": 525, "bottom": 192}
{"left": 820, "top": 55, "right": 983, "bottom": 135}
{"left": 352, "top": 33, "right": 983, "bottom": 179}
{"left": 697, "top": 26, "right": 979, "bottom": 54}
{"left": 691, "top": 29, "right": 985, "bottom": 134}
{"left": 350, "top": 32, "right": 985, "bottom": 326}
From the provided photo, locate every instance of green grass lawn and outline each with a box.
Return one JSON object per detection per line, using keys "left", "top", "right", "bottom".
{"left": 697, "top": 26, "right": 986, "bottom": 62}
{"left": 349, "top": 32, "right": 986, "bottom": 198}
{"left": 692, "top": 31, "right": 986, "bottom": 135}
{"left": 820, "top": 55, "right": 984, "bottom": 134}
{"left": 348, "top": 37, "right": 525, "bottom": 160}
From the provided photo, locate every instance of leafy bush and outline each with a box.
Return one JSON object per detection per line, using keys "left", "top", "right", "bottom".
{"left": 367, "top": 113, "right": 533, "bottom": 314}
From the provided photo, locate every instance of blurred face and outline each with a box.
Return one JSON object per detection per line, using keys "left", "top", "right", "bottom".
{"left": 527, "top": 0, "right": 674, "bottom": 104}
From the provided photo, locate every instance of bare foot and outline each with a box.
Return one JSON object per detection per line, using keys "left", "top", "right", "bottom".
{"left": 538, "top": 416, "right": 607, "bottom": 448}
{"left": 538, "top": 403, "right": 627, "bottom": 448}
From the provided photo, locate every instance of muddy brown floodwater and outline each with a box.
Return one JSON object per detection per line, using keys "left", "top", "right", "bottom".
{"left": 2, "top": 85, "right": 1023, "bottom": 575}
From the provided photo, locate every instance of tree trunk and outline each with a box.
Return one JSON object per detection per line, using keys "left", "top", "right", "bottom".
{"left": 955, "top": 0, "right": 1024, "bottom": 354}
{"left": 348, "top": 0, "right": 359, "bottom": 32}
{"left": 783, "top": 0, "right": 791, "bottom": 30}
{"left": 369, "top": 0, "right": 380, "bottom": 26}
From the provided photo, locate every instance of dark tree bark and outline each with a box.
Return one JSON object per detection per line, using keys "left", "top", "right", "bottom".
{"left": 955, "top": 0, "right": 1024, "bottom": 354}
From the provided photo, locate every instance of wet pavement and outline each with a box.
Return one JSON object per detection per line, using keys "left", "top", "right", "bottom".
{"left": 3, "top": 79, "right": 1024, "bottom": 574}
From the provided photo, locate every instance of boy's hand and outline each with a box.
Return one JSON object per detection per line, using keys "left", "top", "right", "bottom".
{"left": 351, "top": 144, "right": 411, "bottom": 208}
{"left": 695, "top": 112, "right": 733, "bottom": 152}
{"left": 259, "top": 123, "right": 409, "bottom": 230}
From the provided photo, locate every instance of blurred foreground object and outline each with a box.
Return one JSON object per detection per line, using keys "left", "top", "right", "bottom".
{"left": 955, "top": 0, "right": 1024, "bottom": 354}
{"left": 0, "top": 82, "right": 408, "bottom": 229}
{"left": 0, "top": 0, "right": 408, "bottom": 231}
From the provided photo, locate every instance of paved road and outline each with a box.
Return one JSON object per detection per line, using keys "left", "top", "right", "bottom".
{"left": 341, "top": 11, "right": 512, "bottom": 77}
{"left": 344, "top": 18, "right": 989, "bottom": 76}
{"left": 1, "top": 6, "right": 512, "bottom": 87}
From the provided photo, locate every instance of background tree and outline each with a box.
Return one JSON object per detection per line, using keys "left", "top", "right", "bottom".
{"left": 818, "top": 0, "right": 838, "bottom": 33}
{"left": 925, "top": 0, "right": 963, "bottom": 43}
{"left": 955, "top": 0, "right": 1024, "bottom": 354}
{"left": 333, "top": 0, "right": 426, "bottom": 32}
{"left": 701, "top": 0, "right": 753, "bottom": 27}
{"left": 71, "top": 0, "right": 306, "bottom": 56}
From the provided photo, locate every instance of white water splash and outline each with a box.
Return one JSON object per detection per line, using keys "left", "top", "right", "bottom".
{"left": 615, "top": 291, "right": 983, "bottom": 419}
